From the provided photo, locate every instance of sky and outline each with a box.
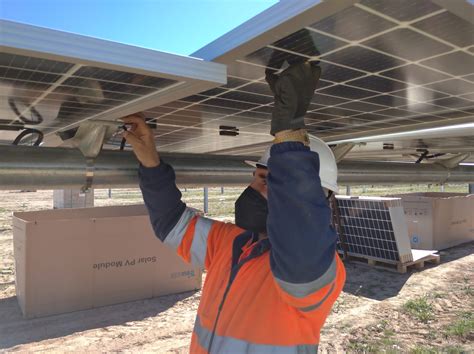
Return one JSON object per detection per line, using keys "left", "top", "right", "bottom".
{"left": 1, "top": 0, "right": 279, "bottom": 56}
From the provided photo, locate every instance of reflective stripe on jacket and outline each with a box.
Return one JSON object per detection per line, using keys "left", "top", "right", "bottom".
{"left": 139, "top": 142, "right": 346, "bottom": 353}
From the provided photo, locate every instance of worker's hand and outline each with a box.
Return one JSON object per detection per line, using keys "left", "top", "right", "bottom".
{"left": 121, "top": 115, "right": 160, "bottom": 168}
{"left": 266, "top": 61, "right": 321, "bottom": 135}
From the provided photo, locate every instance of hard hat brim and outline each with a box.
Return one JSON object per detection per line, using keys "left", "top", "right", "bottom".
{"left": 244, "top": 160, "right": 267, "bottom": 169}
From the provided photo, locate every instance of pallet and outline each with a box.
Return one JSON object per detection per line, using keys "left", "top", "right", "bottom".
{"left": 339, "top": 251, "right": 440, "bottom": 274}
{"left": 397, "top": 252, "right": 440, "bottom": 273}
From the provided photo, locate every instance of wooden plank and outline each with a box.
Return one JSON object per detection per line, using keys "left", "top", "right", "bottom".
{"left": 337, "top": 250, "right": 399, "bottom": 265}
{"left": 342, "top": 253, "right": 441, "bottom": 274}
{"left": 397, "top": 264, "right": 407, "bottom": 274}
{"left": 414, "top": 261, "right": 425, "bottom": 270}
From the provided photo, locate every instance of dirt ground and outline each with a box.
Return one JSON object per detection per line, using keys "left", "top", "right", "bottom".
{"left": 0, "top": 188, "right": 472, "bottom": 353}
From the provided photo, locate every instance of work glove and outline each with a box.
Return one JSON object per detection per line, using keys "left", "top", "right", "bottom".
{"left": 266, "top": 61, "right": 321, "bottom": 136}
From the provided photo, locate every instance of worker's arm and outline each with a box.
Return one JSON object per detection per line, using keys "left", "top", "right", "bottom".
{"left": 123, "top": 116, "right": 241, "bottom": 269}
{"left": 267, "top": 141, "right": 343, "bottom": 311}
{"left": 266, "top": 62, "right": 345, "bottom": 312}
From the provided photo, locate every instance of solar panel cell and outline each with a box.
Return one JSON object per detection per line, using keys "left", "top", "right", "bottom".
{"left": 401, "top": 102, "right": 445, "bottom": 114}
{"left": 318, "top": 61, "right": 366, "bottom": 82}
{"left": 309, "top": 6, "right": 396, "bottom": 41}
{"left": 380, "top": 64, "right": 450, "bottom": 85}
{"left": 245, "top": 47, "right": 305, "bottom": 68}
{"left": 0, "top": 53, "right": 74, "bottom": 73}
{"left": 272, "top": 28, "right": 346, "bottom": 56}
{"left": 322, "top": 46, "right": 405, "bottom": 72}
{"left": 202, "top": 98, "right": 258, "bottom": 111}
{"left": 391, "top": 87, "right": 448, "bottom": 102}
{"left": 408, "top": 115, "right": 444, "bottom": 123}
{"left": 347, "top": 75, "right": 408, "bottom": 92}
{"left": 376, "top": 108, "right": 418, "bottom": 117}
{"left": 362, "top": 28, "right": 452, "bottom": 61}
{"left": 460, "top": 92, "right": 474, "bottom": 101}
{"left": 362, "top": 94, "right": 410, "bottom": 107}
{"left": 351, "top": 112, "right": 394, "bottom": 121}
{"left": 311, "top": 93, "right": 348, "bottom": 106}
{"left": 358, "top": 0, "right": 442, "bottom": 22}
{"left": 337, "top": 100, "right": 386, "bottom": 112}
{"left": 237, "top": 82, "right": 274, "bottom": 96}
{"left": 319, "top": 84, "right": 377, "bottom": 99}
{"left": 199, "top": 87, "right": 227, "bottom": 97}
{"left": 421, "top": 51, "right": 474, "bottom": 76}
{"left": 224, "top": 77, "right": 252, "bottom": 89}
{"left": 412, "top": 11, "right": 474, "bottom": 48}
{"left": 430, "top": 96, "right": 474, "bottom": 110}
{"left": 463, "top": 74, "right": 474, "bottom": 82}
{"left": 424, "top": 79, "right": 474, "bottom": 96}
{"left": 220, "top": 91, "right": 274, "bottom": 105}
{"left": 0, "top": 67, "right": 62, "bottom": 84}
{"left": 179, "top": 95, "right": 207, "bottom": 103}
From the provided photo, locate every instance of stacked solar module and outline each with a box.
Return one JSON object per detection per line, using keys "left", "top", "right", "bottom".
{"left": 138, "top": 0, "right": 474, "bottom": 154}
{"left": 335, "top": 196, "right": 413, "bottom": 263}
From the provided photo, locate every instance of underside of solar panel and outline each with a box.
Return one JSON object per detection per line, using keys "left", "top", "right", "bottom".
{"left": 133, "top": 0, "right": 474, "bottom": 162}
{"left": 0, "top": 20, "right": 226, "bottom": 147}
{"left": 1, "top": 0, "right": 474, "bottom": 169}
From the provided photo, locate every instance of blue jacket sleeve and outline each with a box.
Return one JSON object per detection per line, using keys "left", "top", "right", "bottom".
{"left": 138, "top": 161, "right": 186, "bottom": 241}
{"left": 267, "top": 141, "right": 337, "bottom": 285}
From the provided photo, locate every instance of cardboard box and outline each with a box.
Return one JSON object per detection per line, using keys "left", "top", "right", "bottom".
{"left": 391, "top": 193, "right": 474, "bottom": 250}
{"left": 13, "top": 204, "right": 202, "bottom": 318}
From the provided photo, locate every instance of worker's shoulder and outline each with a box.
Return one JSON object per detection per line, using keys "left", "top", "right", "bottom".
{"left": 209, "top": 218, "right": 244, "bottom": 238}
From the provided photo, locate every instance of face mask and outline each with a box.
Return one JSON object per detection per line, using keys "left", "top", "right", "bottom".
{"left": 235, "top": 186, "right": 268, "bottom": 234}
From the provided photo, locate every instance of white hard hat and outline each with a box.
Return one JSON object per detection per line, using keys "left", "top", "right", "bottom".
{"left": 245, "top": 136, "right": 338, "bottom": 193}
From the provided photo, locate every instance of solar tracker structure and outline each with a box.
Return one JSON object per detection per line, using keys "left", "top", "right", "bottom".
{"left": 0, "top": 20, "right": 226, "bottom": 146}
{"left": 1, "top": 1, "right": 473, "bottom": 163}
{"left": 121, "top": 0, "right": 474, "bottom": 157}
{"left": 335, "top": 196, "right": 413, "bottom": 264}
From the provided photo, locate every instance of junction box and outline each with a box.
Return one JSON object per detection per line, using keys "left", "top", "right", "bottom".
{"left": 13, "top": 205, "right": 201, "bottom": 318}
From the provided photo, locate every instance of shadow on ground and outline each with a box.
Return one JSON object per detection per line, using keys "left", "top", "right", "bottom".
{"left": 0, "top": 290, "right": 197, "bottom": 349}
{"left": 341, "top": 241, "right": 473, "bottom": 301}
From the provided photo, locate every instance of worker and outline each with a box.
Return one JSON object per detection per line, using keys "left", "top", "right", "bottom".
{"left": 122, "top": 60, "right": 346, "bottom": 354}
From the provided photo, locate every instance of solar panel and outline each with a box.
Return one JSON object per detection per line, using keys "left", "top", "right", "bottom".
{"left": 0, "top": 20, "right": 226, "bottom": 146}
{"left": 335, "top": 196, "right": 413, "bottom": 263}
{"left": 134, "top": 0, "right": 474, "bottom": 155}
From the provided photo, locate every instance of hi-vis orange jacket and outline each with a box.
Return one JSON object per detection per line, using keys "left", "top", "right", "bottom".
{"left": 139, "top": 142, "right": 346, "bottom": 354}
